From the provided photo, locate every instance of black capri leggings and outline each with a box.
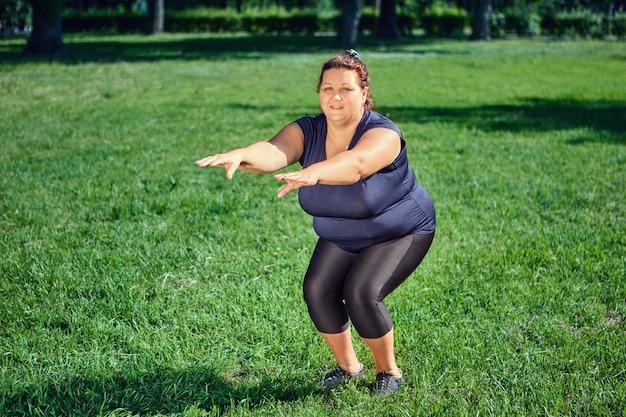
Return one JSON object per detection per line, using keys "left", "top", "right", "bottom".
{"left": 302, "top": 232, "right": 435, "bottom": 339}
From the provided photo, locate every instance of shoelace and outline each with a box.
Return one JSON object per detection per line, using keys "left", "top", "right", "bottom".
{"left": 324, "top": 367, "right": 345, "bottom": 382}
{"left": 376, "top": 372, "right": 391, "bottom": 390}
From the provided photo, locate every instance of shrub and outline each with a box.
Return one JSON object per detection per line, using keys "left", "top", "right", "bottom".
{"left": 397, "top": 13, "right": 416, "bottom": 35}
{"left": 286, "top": 10, "right": 319, "bottom": 34}
{"left": 504, "top": 9, "right": 542, "bottom": 37}
{"left": 317, "top": 13, "right": 338, "bottom": 33}
{"left": 58, "top": 7, "right": 426, "bottom": 37}
{"left": 540, "top": 13, "right": 558, "bottom": 35}
{"left": 240, "top": 8, "right": 292, "bottom": 34}
{"left": 554, "top": 8, "right": 604, "bottom": 38}
{"left": 359, "top": 8, "right": 378, "bottom": 34}
{"left": 166, "top": 8, "right": 240, "bottom": 33}
{"left": 490, "top": 10, "right": 507, "bottom": 37}
{"left": 63, "top": 9, "right": 146, "bottom": 33}
{"left": 605, "top": 11, "right": 626, "bottom": 38}
{"left": 355, "top": 8, "right": 417, "bottom": 36}
{"left": 421, "top": 5, "right": 468, "bottom": 37}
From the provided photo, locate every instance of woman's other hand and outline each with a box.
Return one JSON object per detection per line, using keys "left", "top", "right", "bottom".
{"left": 274, "top": 171, "right": 318, "bottom": 198}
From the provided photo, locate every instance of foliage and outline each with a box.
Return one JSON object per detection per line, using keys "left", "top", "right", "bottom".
{"left": 63, "top": 8, "right": 147, "bottom": 33}
{"left": 421, "top": 4, "right": 469, "bottom": 36}
{"left": 492, "top": 7, "right": 542, "bottom": 37}
{"left": 60, "top": 7, "right": 420, "bottom": 36}
{"left": 168, "top": 8, "right": 241, "bottom": 33}
{"left": 552, "top": 8, "right": 605, "bottom": 37}
{"left": 0, "top": 0, "right": 30, "bottom": 32}
{"left": 486, "top": 4, "right": 626, "bottom": 38}
{"left": 359, "top": 7, "right": 379, "bottom": 34}
{"left": 607, "top": 11, "right": 626, "bottom": 38}
{"left": 355, "top": 7, "right": 415, "bottom": 36}
{"left": 240, "top": 7, "right": 291, "bottom": 34}
{"left": 8, "top": 1, "right": 626, "bottom": 39}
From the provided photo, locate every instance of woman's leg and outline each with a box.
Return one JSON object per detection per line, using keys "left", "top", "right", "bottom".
{"left": 344, "top": 233, "right": 435, "bottom": 374}
{"left": 361, "top": 329, "right": 401, "bottom": 376}
{"left": 320, "top": 329, "right": 362, "bottom": 374}
{"left": 303, "top": 233, "right": 434, "bottom": 379}
{"left": 303, "top": 239, "right": 361, "bottom": 372}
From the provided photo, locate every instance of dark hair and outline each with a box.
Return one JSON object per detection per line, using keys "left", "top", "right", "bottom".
{"left": 317, "top": 50, "right": 375, "bottom": 111}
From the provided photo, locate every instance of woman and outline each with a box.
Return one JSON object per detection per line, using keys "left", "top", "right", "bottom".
{"left": 196, "top": 50, "right": 436, "bottom": 396}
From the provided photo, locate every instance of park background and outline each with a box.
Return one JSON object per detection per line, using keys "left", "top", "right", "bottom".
{"left": 1, "top": 0, "right": 625, "bottom": 416}
{"left": 2, "top": 0, "right": 626, "bottom": 53}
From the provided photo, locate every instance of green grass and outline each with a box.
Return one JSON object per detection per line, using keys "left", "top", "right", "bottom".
{"left": 1, "top": 33, "right": 625, "bottom": 416}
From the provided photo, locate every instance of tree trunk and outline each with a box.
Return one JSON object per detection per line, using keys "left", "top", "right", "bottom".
{"left": 147, "top": 0, "right": 164, "bottom": 35}
{"left": 470, "top": 0, "right": 492, "bottom": 40}
{"left": 24, "top": 0, "right": 64, "bottom": 55}
{"left": 334, "top": 0, "right": 361, "bottom": 49}
{"left": 376, "top": 0, "right": 399, "bottom": 38}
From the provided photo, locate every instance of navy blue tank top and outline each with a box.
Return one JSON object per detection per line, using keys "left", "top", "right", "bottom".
{"left": 295, "top": 111, "right": 436, "bottom": 253}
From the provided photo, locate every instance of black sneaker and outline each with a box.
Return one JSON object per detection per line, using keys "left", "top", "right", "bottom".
{"left": 373, "top": 371, "right": 403, "bottom": 396}
{"left": 319, "top": 363, "right": 365, "bottom": 389}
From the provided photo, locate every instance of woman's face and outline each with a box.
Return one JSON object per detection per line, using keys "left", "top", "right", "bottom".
{"left": 318, "top": 68, "right": 367, "bottom": 124}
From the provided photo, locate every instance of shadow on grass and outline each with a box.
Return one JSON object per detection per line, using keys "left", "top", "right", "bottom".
{"left": 0, "top": 33, "right": 459, "bottom": 64}
{"left": 377, "top": 97, "right": 626, "bottom": 145}
{"left": 1, "top": 366, "right": 317, "bottom": 416}
{"left": 0, "top": 34, "right": 297, "bottom": 64}
{"left": 2, "top": 35, "right": 623, "bottom": 146}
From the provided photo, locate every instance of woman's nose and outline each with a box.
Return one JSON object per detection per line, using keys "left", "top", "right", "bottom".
{"left": 334, "top": 94, "right": 342, "bottom": 100}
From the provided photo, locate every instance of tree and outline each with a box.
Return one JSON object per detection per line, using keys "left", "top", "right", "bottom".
{"left": 470, "top": 0, "right": 492, "bottom": 40}
{"left": 147, "top": 0, "right": 164, "bottom": 35}
{"left": 376, "top": 0, "right": 399, "bottom": 38}
{"left": 24, "top": 0, "right": 64, "bottom": 55}
{"left": 335, "top": 0, "right": 362, "bottom": 49}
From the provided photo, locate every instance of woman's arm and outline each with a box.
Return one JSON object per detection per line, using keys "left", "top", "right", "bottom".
{"left": 275, "top": 127, "right": 401, "bottom": 198}
{"left": 195, "top": 122, "right": 304, "bottom": 179}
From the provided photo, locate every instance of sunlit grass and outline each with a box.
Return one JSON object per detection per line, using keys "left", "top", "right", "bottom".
{"left": 1, "top": 33, "right": 625, "bottom": 416}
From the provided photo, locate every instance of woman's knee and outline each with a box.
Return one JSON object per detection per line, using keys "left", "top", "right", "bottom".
{"left": 303, "top": 278, "right": 339, "bottom": 309}
{"left": 345, "top": 295, "right": 393, "bottom": 338}
{"left": 343, "top": 282, "right": 380, "bottom": 312}
{"left": 302, "top": 281, "right": 319, "bottom": 307}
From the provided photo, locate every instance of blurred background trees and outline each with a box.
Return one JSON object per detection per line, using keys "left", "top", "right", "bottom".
{"left": 1, "top": 0, "right": 624, "bottom": 54}
{"left": 21, "top": 0, "right": 64, "bottom": 54}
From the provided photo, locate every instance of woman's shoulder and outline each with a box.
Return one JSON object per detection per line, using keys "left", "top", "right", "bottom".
{"left": 296, "top": 114, "right": 326, "bottom": 167}
{"left": 361, "top": 111, "right": 402, "bottom": 136}
{"left": 365, "top": 110, "right": 397, "bottom": 126}
{"left": 295, "top": 113, "right": 326, "bottom": 135}
{"left": 296, "top": 113, "right": 325, "bottom": 123}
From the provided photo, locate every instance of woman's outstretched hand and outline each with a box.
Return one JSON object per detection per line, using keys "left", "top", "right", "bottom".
{"left": 196, "top": 151, "right": 316, "bottom": 198}
{"left": 274, "top": 171, "right": 318, "bottom": 198}
{"left": 195, "top": 151, "right": 242, "bottom": 180}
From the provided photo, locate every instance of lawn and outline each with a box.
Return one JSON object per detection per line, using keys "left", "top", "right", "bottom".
{"left": 0, "top": 33, "right": 625, "bottom": 416}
